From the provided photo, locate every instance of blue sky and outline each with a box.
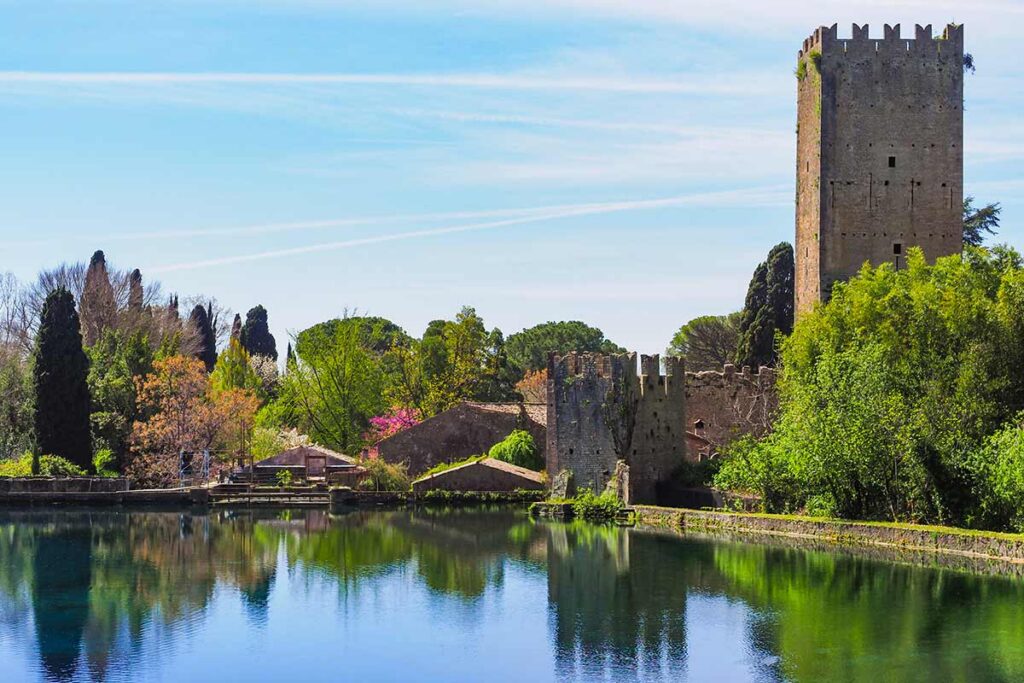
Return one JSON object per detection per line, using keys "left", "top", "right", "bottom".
{"left": 1, "top": 0, "right": 1022, "bottom": 354}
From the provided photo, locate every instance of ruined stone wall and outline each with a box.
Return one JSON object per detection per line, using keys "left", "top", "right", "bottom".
{"left": 796, "top": 23, "right": 964, "bottom": 314}
{"left": 377, "top": 403, "right": 546, "bottom": 477}
{"left": 685, "top": 364, "right": 778, "bottom": 455}
{"left": 546, "top": 352, "right": 684, "bottom": 504}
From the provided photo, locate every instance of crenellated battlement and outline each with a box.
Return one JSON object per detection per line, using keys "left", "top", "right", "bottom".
{"left": 799, "top": 23, "right": 963, "bottom": 60}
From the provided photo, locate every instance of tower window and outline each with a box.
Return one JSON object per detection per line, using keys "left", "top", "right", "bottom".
{"left": 888, "top": 156, "right": 897, "bottom": 168}
{"left": 893, "top": 243, "right": 903, "bottom": 255}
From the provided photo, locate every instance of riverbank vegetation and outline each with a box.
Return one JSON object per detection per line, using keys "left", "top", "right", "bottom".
{"left": 716, "top": 246, "right": 1024, "bottom": 531}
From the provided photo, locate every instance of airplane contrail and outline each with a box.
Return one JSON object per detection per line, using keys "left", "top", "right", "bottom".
{"left": 149, "top": 185, "right": 790, "bottom": 273}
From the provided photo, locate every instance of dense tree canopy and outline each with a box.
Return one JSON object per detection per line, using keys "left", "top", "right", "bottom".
{"left": 32, "top": 289, "right": 92, "bottom": 472}
{"left": 240, "top": 305, "right": 278, "bottom": 361}
{"left": 505, "top": 321, "right": 624, "bottom": 373}
{"left": 716, "top": 247, "right": 1024, "bottom": 530}
{"left": 735, "top": 242, "right": 794, "bottom": 369}
{"left": 667, "top": 312, "right": 741, "bottom": 371}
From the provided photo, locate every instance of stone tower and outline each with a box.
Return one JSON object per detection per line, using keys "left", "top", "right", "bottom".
{"left": 795, "top": 23, "right": 964, "bottom": 314}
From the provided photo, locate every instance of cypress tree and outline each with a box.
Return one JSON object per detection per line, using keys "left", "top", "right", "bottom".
{"left": 189, "top": 304, "right": 218, "bottom": 372}
{"left": 80, "top": 250, "right": 116, "bottom": 347}
{"left": 32, "top": 288, "right": 92, "bottom": 473}
{"left": 230, "top": 313, "right": 242, "bottom": 341}
{"left": 735, "top": 242, "right": 794, "bottom": 369}
{"left": 128, "top": 269, "right": 144, "bottom": 311}
{"left": 240, "top": 305, "right": 278, "bottom": 361}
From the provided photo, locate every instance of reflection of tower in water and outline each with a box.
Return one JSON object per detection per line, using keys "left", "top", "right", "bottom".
{"left": 545, "top": 524, "right": 688, "bottom": 681}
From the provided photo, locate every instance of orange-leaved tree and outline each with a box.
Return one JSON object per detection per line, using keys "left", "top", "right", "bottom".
{"left": 129, "top": 355, "right": 258, "bottom": 486}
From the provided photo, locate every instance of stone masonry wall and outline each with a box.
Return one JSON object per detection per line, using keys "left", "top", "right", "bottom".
{"left": 546, "top": 352, "right": 684, "bottom": 504}
{"left": 685, "top": 364, "right": 778, "bottom": 455}
{"left": 796, "top": 23, "right": 964, "bottom": 314}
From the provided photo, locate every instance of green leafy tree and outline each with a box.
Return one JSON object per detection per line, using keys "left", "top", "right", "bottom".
{"left": 210, "top": 337, "right": 263, "bottom": 396}
{"left": 240, "top": 305, "right": 278, "bottom": 361}
{"left": 32, "top": 289, "right": 92, "bottom": 473}
{"left": 963, "top": 196, "right": 1001, "bottom": 247}
{"left": 667, "top": 312, "right": 742, "bottom": 371}
{"left": 717, "top": 247, "right": 1024, "bottom": 529}
{"left": 0, "top": 350, "right": 32, "bottom": 460}
{"left": 735, "top": 242, "right": 794, "bottom": 368}
{"left": 188, "top": 304, "right": 218, "bottom": 372}
{"left": 488, "top": 429, "right": 543, "bottom": 471}
{"left": 87, "top": 329, "right": 153, "bottom": 470}
{"left": 275, "top": 317, "right": 387, "bottom": 452}
{"left": 505, "top": 321, "right": 624, "bottom": 373}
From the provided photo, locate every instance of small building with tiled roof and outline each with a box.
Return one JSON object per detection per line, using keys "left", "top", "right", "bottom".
{"left": 376, "top": 402, "right": 546, "bottom": 477}
{"left": 411, "top": 457, "right": 545, "bottom": 493}
{"left": 238, "top": 445, "right": 364, "bottom": 485}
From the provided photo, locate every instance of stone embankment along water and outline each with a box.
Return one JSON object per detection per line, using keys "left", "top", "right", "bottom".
{"left": 632, "top": 506, "right": 1024, "bottom": 564}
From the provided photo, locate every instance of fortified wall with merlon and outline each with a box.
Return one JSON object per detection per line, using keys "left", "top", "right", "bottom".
{"left": 795, "top": 23, "right": 964, "bottom": 313}
{"left": 546, "top": 352, "right": 685, "bottom": 504}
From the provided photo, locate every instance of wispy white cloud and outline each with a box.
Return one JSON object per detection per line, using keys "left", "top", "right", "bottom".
{"left": 149, "top": 185, "right": 789, "bottom": 272}
{"left": 0, "top": 70, "right": 775, "bottom": 95}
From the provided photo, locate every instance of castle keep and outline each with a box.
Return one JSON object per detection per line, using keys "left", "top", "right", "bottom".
{"left": 795, "top": 23, "right": 964, "bottom": 313}
{"left": 546, "top": 353, "right": 685, "bottom": 504}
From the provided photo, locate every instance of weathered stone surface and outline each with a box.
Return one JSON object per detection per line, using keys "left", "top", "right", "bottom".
{"left": 796, "top": 23, "right": 964, "bottom": 314}
{"left": 550, "top": 469, "right": 574, "bottom": 499}
{"left": 546, "top": 352, "right": 684, "bottom": 504}
{"left": 410, "top": 458, "right": 544, "bottom": 493}
{"left": 377, "top": 402, "right": 546, "bottom": 477}
{"left": 684, "top": 366, "right": 778, "bottom": 456}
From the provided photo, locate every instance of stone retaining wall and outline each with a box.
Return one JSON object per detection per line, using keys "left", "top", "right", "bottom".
{"left": 632, "top": 506, "right": 1024, "bottom": 563}
{"left": 0, "top": 477, "right": 129, "bottom": 493}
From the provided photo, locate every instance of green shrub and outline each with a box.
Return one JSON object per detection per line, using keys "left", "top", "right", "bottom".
{"left": 488, "top": 430, "right": 543, "bottom": 471}
{"left": 39, "top": 455, "right": 87, "bottom": 477}
{"left": 572, "top": 490, "right": 622, "bottom": 522}
{"left": 0, "top": 453, "right": 86, "bottom": 478}
{"left": 276, "top": 469, "right": 294, "bottom": 488}
{"left": 359, "top": 457, "right": 411, "bottom": 492}
{"left": 93, "top": 448, "right": 118, "bottom": 477}
{"left": 0, "top": 453, "right": 32, "bottom": 478}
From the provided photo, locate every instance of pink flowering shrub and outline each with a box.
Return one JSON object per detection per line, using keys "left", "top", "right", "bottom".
{"left": 365, "top": 407, "right": 422, "bottom": 445}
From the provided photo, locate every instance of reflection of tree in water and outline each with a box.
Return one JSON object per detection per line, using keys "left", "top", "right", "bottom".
{"left": 32, "top": 526, "right": 93, "bottom": 682}
{"left": 283, "top": 508, "right": 542, "bottom": 600}
{"left": 544, "top": 523, "right": 696, "bottom": 682}
{"left": 713, "top": 541, "right": 1024, "bottom": 682}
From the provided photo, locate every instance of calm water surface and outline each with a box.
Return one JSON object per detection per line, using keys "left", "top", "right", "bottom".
{"left": 0, "top": 508, "right": 1022, "bottom": 682}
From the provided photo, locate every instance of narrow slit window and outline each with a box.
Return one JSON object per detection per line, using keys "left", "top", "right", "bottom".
{"left": 888, "top": 156, "right": 897, "bottom": 168}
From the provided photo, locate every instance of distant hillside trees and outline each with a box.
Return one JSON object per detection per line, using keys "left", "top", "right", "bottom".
{"left": 735, "top": 242, "right": 794, "bottom": 369}
{"left": 32, "top": 289, "right": 92, "bottom": 473}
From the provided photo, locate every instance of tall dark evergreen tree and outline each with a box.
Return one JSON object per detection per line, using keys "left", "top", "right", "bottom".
{"left": 189, "top": 304, "right": 218, "bottom": 372}
{"left": 735, "top": 242, "right": 794, "bottom": 369}
{"left": 80, "top": 250, "right": 116, "bottom": 347}
{"left": 240, "top": 305, "right": 278, "bottom": 361}
{"left": 32, "top": 288, "right": 92, "bottom": 472}
{"left": 128, "top": 268, "right": 144, "bottom": 310}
